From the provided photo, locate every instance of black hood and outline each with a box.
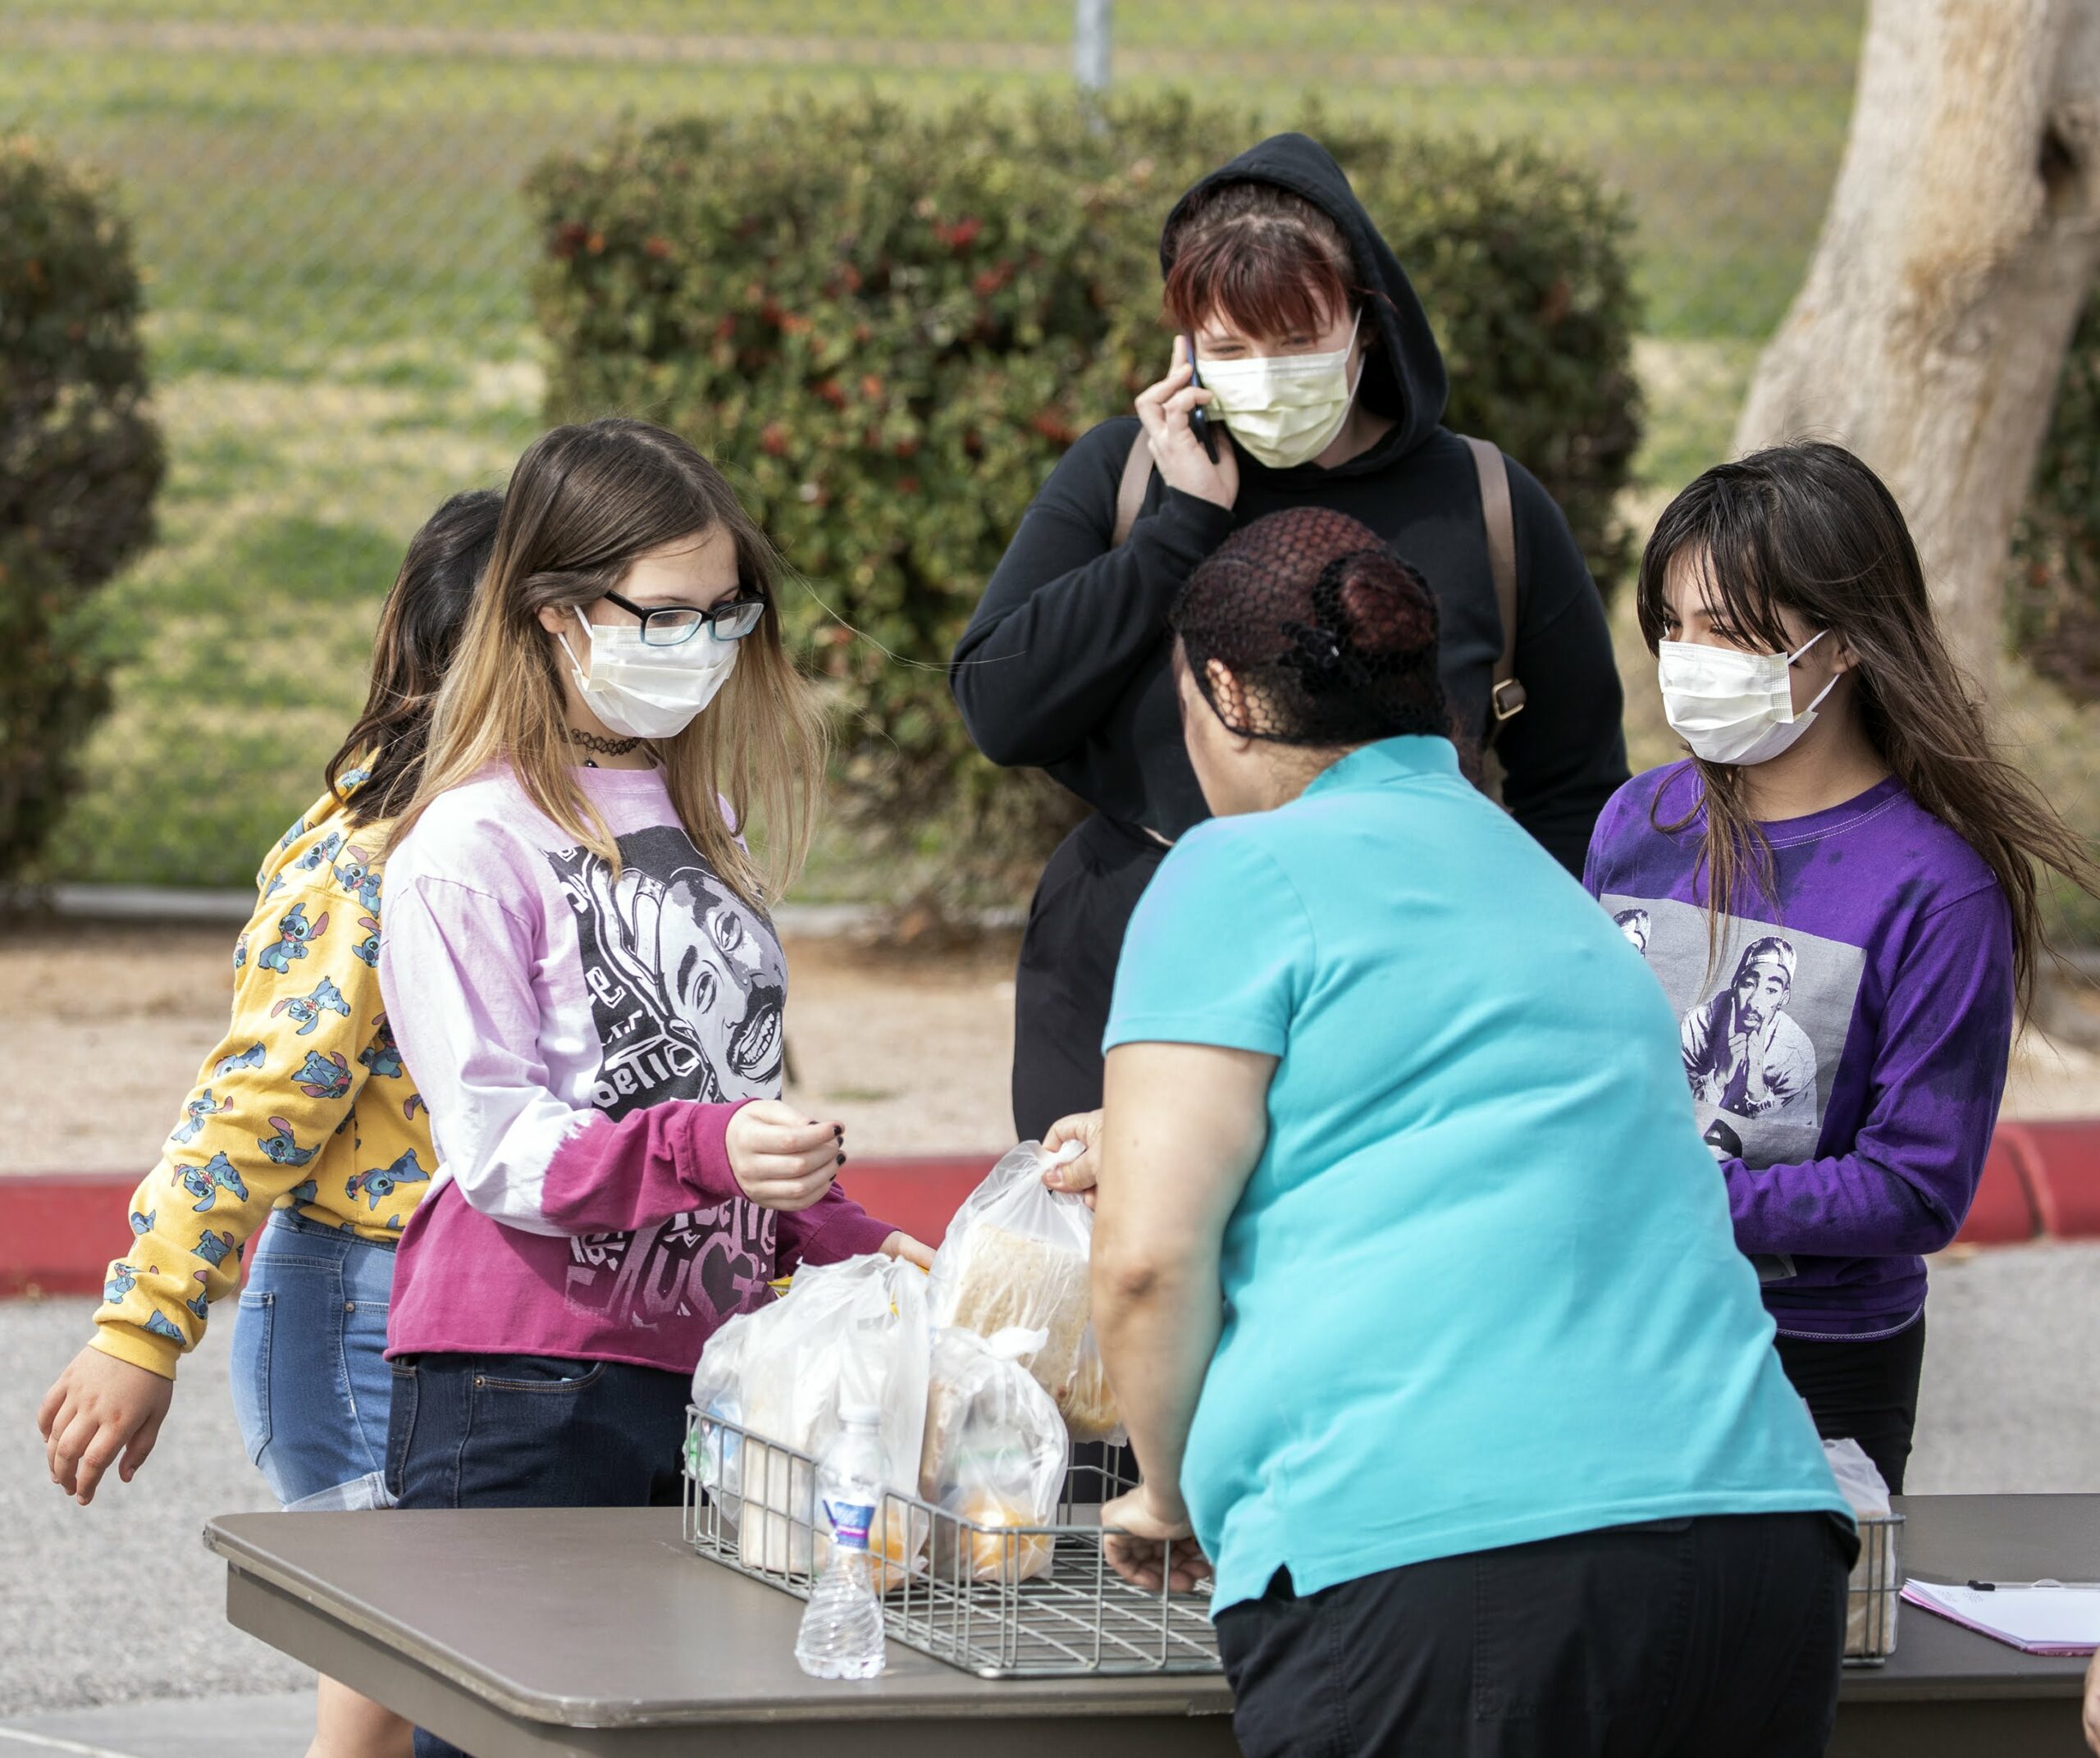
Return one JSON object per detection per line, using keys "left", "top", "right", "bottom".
{"left": 1159, "top": 132, "right": 1449, "bottom": 463}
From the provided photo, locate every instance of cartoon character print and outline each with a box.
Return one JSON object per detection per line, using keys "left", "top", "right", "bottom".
{"left": 176, "top": 1152, "right": 249, "bottom": 1212}
{"left": 287, "top": 1178, "right": 319, "bottom": 1206}
{"left": 103, "top": 1262, "right": 137, "bottom": 1305}
{"left": 272, "top": 975, "right": 350, "bottom": 1036}
{"left": 403, "top": 1092, "right": 427, "bottom": 1122}
{"left": 1613, "top": 907, "right": 1651, "bottom": 957}
{"left": 279, "top": 815, "right": 309, "bottom": 852}
{"left": 259, "top": 871, "right": 287, "bottom": 904}
{"left": 129, "top": 1208, "right": 155, "bottom": 1236}
{"left": 170, "top": 1089, "right": 230, "bottom": 1145}
{"left": 346, "top": 1148, "right": 431, "bottom": 1210}
{"left": 144, "top": 1311, "right": 185, "bottom": 1342}
{"left": 544, "top": 825, "right": 788, "bottom": 1332}
{"left": 359, "top": 1016, "right": 404, "bottom": 1080}
{"left": 213, "top": 1042, "right": 267, "bottom": 1079}
{"left": 233, "top": 934, "right": 249, "bottom": 973}
{"left": 1681, "top": 935, "right": 1819, "bottom": 1121}
{"left": 185, "top": 1272, "right": 210, "bottom": 1322}
{"left": 258, "top": 1116, "right": 317, "bottom": 1167}
{"left": 293, "top": 829, "right": 344, "bottom": 874}
{"left": 352, "top": 915, "right": 381, "bottom": 968}
{"left": 331, "top": 845, "right": 382, "bottom": 916}
{"left": 336, "top": 765, "right": 372, "bottom": 793}
{"left": 257, "top": 901, "right": 331, "bottom": 975}
{"left": 192, "top": 1229, "right": 238, "bottom": 1268}
{"left": 297, "top": 1050, "right": 352, "bottom": 1100}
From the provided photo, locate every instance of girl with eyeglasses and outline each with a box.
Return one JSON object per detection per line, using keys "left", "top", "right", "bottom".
{"left": 373, "top": 424, "right": 929, "bottom": 1690}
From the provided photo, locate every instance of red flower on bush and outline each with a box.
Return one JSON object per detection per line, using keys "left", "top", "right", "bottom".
{"left": 860, "top": 372, "right": 884, "bottom": 399}
{"left": 1029, "top": 409, "right": 1077, "bottom": 445}
{"left": 550, "top": 221, "right": 590, "bottom": 261}
{"left": 933, "top": 216, "right": 983, "bottom": 251}
{"left": 643, "top": 236, "right": 673, "bottom": 260}
{"left": 760, "top": 422, "right": 789, "bottom": 456}
{"left": 972, "top": 263, "right": 1013, "bottom": 297}
{"left": 897, "top": 475, "right": 920, "bottom": 495}
{"left": 815, "top": 378, "right": 847, "bottom": 409}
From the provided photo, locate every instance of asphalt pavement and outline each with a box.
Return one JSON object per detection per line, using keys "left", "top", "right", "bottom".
{"left": 5, "top": 1244, "right": 2100, "bottom": 1751}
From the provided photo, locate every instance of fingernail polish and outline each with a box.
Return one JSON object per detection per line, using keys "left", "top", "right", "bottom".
{"left": 838, "top": 1153, "right": 848, "bottom": 1166}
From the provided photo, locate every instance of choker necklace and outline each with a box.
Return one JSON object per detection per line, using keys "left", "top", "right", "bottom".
{"left": 566, "top": 726, "right": 642, "bottom": 758}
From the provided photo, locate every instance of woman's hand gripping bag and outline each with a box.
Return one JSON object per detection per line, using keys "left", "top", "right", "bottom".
{"left": 921, "top": 1326, "right": 1069, "bottom": 1585}
{"left": 692, "top": 1254, "right": 929, "bottom": 1585}
{"left": 926, "top": 1142, "right": 1121, "bottom": 1441}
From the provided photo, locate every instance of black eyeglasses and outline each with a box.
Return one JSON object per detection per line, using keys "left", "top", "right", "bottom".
{"left": 600, "top": 587, "right": 767, "bottom": 648}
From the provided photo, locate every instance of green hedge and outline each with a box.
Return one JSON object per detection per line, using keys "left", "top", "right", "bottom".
{"left": 0, "top": 130, "right": 164, "bottom": 884}
{"left": 530, "top": 94, "right": 1641, "bottom": 900}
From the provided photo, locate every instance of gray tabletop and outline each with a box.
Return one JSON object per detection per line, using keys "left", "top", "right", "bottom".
{"left": 204, "top": 1494, "right": 2099, "bottom": 1757}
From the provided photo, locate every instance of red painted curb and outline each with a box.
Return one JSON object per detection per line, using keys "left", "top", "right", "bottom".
{"left": 1952, "top": 1128, "right": 2042, "bottom": 1247}
{"left": 0, "top": 1157, "right": 1005, "bottom": 1299}
{"left": 2012, "top": 1119, "right": 2100, "bottom": 1240}
{"left": 12, "top": 1122, "right": 2100, "bottom": 1299}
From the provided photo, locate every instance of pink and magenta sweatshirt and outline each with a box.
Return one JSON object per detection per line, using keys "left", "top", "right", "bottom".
{"left": 377, "top": 763, "right": 892, "bottom": 1373}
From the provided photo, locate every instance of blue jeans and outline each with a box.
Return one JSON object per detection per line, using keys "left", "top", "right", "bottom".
{"left": 230, "top": 1210, "right": 398, "bottom": 1510}
{"left": 388, "top": 1352, "right": 689, "bottom": 1758}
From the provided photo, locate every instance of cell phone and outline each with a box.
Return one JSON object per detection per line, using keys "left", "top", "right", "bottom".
{"left": 1182, "top": 334, "right": 1219, "bottom": 462}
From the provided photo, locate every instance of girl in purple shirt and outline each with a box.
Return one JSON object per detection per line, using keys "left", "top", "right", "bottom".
{"left": 1586, "top": 441, "right": 2099, "bottom": 1491}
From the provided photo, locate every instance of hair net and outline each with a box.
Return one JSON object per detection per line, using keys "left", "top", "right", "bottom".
{"left": 1171, "top": 505, "right": 1448, "bottom": 747}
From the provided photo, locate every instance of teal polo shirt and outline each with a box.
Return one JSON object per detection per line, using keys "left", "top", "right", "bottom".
{"left": 1104, "top": 737, "right": 1848, "bottom": 1613}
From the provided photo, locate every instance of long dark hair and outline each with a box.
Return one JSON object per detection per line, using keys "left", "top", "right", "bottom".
{"left": 1637, "top": 441, "right": 2099, "bottom": 1011}
{"left": 323, "top": 489, "right": 503, "bottom": 826}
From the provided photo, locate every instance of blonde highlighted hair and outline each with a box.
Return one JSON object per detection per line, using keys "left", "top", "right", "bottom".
{"left": 387, "top": 418, "right": 826, "bottom": 908}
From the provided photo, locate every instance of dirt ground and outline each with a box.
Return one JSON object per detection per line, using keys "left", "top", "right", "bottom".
{"left": 3, "top": 916, "right": 2098, "bottom": 1175}
{"left": 0, "top": 920, "right": 1021, "bottom": 1171}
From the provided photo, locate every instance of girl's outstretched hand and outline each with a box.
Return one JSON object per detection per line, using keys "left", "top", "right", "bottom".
{"left": 726, "top": 1100, "right": 846, "bottom": 1212}
{"left": 38, "top": 1345, "right": 174, "bottom": 1505}
{"left": 879, "top": 1231, "right": 936, "bottom": 1272}
{"left": 1100, "top": 1480, "right": 1211, "bottom": 1592}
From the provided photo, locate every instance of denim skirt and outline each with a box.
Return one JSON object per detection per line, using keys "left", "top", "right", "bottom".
{"left": 230, "top": 1208, "right": 398, "bottom": 1510}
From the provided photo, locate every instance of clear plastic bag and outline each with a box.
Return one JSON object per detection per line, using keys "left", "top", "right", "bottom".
{"left": 690, "top": 1253, "right": 929, "bottom": 1582}
{"left": 920, "top": 1325, "right": 1069, "bottom": 1584}
{"left": 926, "top": 1141, "right": 1120, "bottom": 1441}
{"left": 1824, "top": 1437, "right": 1899, "bottom": 1659}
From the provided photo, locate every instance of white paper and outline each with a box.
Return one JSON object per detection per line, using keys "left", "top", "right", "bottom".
{"left": 1901, "top": 1580, "right": 2100, "bottom": 1655}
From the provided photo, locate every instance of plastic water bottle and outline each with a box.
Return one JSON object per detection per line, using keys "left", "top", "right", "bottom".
{"left": 794, "top": 1404, "right": 888, "bottom": 1680}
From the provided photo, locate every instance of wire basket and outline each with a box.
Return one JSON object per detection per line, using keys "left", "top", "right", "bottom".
{"left": 1844, "top": 1511, "right": 1904, "bottom": 1666}
{"left": 682, "top": 1407, "right": 1221, "bottom": 1678}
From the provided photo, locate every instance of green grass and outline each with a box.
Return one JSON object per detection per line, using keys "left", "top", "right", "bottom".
{"left": 6, "top": 1, "right": 1865, "bottom": 890}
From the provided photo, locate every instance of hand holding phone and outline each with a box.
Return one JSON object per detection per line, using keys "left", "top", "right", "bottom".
{"left": 1182, "top": 334, "right": 1220, "bottom": 461}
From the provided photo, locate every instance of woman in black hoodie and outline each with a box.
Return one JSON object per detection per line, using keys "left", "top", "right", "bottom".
{"left": 953, "top": 135, "right": 1630, "bottom": 1137}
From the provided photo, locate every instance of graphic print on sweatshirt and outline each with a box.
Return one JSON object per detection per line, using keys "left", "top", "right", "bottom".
{"left": 1605, "top": 894, "right": 1865, "bottom": 1282}
{"left": 546, "top": 823, "right": 787, "bottom": 1331}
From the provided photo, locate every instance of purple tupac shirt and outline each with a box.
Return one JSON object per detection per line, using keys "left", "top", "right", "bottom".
{"left": 1584, "top": 764, "right": 2013, "bottom": 1340}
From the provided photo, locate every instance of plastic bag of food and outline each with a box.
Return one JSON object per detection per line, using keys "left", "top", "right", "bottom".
{"left": 927, "top": 1141, "right": 1118, "bottom": 1439}
{"left": 1824, "top": 1437, "right": 1899, "bottom": 1659}
{"left": 688, "top": 1253, "right": 929, "bottom": 1582}
{"left": 920, "top": 1325, "right": 1068, "bottom": 1585}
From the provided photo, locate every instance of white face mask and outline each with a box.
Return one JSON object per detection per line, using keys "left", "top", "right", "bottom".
{"left": 558, "top": 611, "right": 739, "bottom": 742}
{"left": 1196, "top": 312, "right": 1364, "bottom": 470}
{"left": 1657, "top": 628, "right": 1838, "bottom": 766}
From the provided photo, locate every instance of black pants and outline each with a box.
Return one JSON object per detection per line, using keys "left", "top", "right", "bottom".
{"left": 1012, "top": 814, "right": 1166, "bottom": 1139}
{"left": 1774, "top": 1315, "right": 1926, "bottom": 1493}
{"left": 386, "top": 1352, "right": 691, "bottom": 1758}
{"left": 1216, "top": 1513, "right": 1853, "bottom": 1758}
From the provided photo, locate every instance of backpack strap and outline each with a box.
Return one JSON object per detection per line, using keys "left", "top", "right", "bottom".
{"left": 1461, "top": 434, "right": 1527, "bottom": 737}
{"left": 1112, "top": 432, "right": 1155, "bottom": 547}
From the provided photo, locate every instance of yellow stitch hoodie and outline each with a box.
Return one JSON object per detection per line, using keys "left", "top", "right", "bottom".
{"left": 91, "top": 783, "right": 436, "bottom": 1378}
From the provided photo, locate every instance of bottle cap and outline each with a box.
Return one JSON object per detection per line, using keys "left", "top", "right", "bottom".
{"left": 838, "top": 1403, "right": 883, "bottom": 1427}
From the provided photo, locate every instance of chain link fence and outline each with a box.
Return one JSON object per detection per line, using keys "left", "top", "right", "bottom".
{"left": 2, "top": 1, "right": 1863, "bottom": 893}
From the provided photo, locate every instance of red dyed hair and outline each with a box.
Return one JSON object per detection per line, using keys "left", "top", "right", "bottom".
{"left": 1162, "top": 181, "right": 1363, "bottom": 340}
